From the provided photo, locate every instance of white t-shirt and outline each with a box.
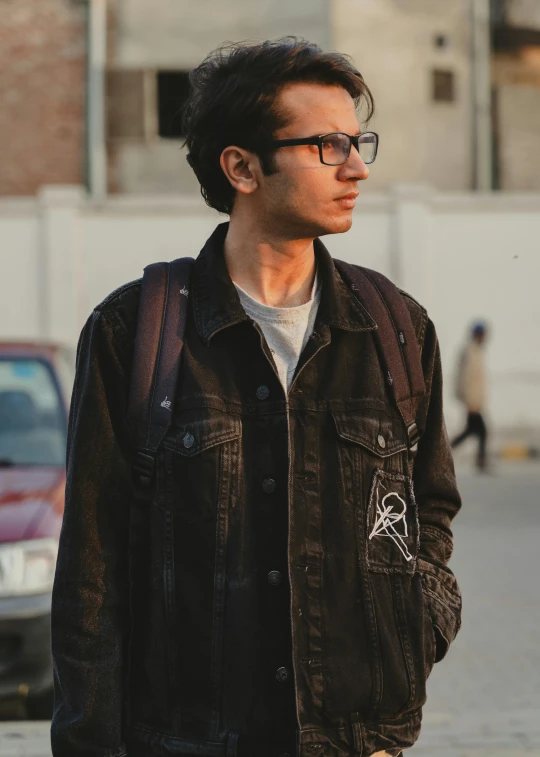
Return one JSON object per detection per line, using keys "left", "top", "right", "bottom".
{"left": 233, "top": 271, "right": 322, "bottom": 393}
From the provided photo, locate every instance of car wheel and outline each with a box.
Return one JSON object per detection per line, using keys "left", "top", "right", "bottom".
{"left": 26, "top": 687, "right": 54, "bottom": 720}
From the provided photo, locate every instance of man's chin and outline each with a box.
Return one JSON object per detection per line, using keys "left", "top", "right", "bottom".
{"left": 282, "top": 213, "right": 353, "bottom": 239}
{"left": 316, "top": 214, "right": 354, "bottom": 236}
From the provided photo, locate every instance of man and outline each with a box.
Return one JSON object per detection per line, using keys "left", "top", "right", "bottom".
{"left": 51, "top": 38, "right": 462, "bottom": 757}
{"left": 452, "top": 321, "right": 489, "bottom": 471}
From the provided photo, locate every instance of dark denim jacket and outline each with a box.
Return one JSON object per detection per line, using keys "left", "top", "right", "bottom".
{"left": 50, "top": 222, "right": 462, "bottom": 757}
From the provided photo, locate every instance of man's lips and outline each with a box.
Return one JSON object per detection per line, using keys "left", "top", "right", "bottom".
{"left": 335, "top": 192, "right": 359, "bottom": 207}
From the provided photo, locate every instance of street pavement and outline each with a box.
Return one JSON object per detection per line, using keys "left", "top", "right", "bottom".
{"left": 409, "top": 461, "right": 540, "bottom": 757}
{"left": 0, "top": 722, "right": 50, "bottom": 757}
{"left": 0, "top": 461, "right": 538, "bottom": 756}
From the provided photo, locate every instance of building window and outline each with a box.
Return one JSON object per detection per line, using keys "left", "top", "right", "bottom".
{"left": 157, "top": 71, "right": 190, "bottom": 138}
{"left": 432, "top": 69, "right": 455, "bottom": 102}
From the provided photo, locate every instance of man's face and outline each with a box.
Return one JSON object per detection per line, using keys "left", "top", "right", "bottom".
{"left": 256, "top": 82, "right": 370, "bottom": 239}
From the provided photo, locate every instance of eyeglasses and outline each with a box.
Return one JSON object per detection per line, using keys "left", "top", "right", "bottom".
{"left": 268, "top": 131, "right": 379, "bottom": 166}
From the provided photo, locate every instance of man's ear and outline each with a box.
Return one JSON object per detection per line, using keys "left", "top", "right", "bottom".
{"left": 220, "top": 146, "right": 260, "bottom": 196}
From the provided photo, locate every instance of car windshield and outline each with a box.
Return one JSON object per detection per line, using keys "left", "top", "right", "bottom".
{"left": 0, "top": 358, "right": 66, "bottom": 466}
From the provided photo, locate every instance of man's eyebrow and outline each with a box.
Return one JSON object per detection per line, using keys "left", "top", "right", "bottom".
{"left": 324, "top": 129, "right": 363, "bottom": 135}
{"left": 295, "top": 130, "right": 363, "bottom": 137}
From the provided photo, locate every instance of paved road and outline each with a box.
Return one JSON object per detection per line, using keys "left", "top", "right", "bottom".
{"left": 0, "top": 722, "right": 50, "bottom": 757}
{"left": 0, "top": 461, "right": 538, "bottom": 756}
{"left": 409, "top": 461, "right": 540, "bottom": 757}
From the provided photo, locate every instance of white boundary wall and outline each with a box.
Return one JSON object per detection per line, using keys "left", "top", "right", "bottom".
{"left": 1, "top": 184, "right": 539, "bottom": 437}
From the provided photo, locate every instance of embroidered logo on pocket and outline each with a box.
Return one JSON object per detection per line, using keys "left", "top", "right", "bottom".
{"left": 366, "top": 469, "right": 419, "bottom": 574}
{"left": 369, "top": 490, "right": 413, "bottom": 561}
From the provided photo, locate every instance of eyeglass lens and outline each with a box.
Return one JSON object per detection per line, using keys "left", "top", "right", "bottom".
{"left": 320, "top": 133, "right": 377, "bottom": 165}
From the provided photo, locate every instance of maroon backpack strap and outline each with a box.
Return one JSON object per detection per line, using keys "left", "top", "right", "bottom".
{"left": 128, "top": 256, "right": 194, "bottom": 487}
{"left": 334, "top": 259, "right": 425, "bottom": 447}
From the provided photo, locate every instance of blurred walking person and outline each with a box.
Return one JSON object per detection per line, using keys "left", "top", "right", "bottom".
{"left": 452, "top": 322, "right": 489, "bottom": 470}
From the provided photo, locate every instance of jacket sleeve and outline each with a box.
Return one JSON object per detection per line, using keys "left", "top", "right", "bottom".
{"left": 50, "top": 308, "right": 132, "bottom": 757}
{"left": 413, "top": 316, "right": 463, "bottom": 664}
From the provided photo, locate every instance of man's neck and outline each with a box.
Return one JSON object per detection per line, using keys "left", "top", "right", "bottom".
{"left": 223, "top": 217, "right": 317, "bottom": 308}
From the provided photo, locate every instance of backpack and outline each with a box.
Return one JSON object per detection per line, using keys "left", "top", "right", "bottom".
{"left": 127, "top": 257, "right": 425, "bottom": 489}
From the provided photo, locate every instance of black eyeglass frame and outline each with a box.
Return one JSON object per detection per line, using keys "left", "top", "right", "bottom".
{"left": 268, "top": 131, "right": 379, "bottom": 165}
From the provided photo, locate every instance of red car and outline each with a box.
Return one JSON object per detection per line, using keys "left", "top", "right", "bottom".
{"left": 0, "top": 341, "right": 74, "bottom": 718}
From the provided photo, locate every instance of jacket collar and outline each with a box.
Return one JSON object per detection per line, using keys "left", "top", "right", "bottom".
{"left": 192, "top": 221, "right": 377, "bottom": 344}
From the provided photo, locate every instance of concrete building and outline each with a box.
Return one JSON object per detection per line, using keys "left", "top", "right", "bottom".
{"left": 333, "top": 0, "right": 475, "bottom": 192}
{"left": 492, "top": 0, "right": 540, "bottom": 189}
{"left": 334, "top": 0, "right": 540, "bottom": 192}
{"left": 2, "top": 0, "right": 540, "bottom": 196}
{"left": 106, "top": 0, "right": 329, "bottom": 194}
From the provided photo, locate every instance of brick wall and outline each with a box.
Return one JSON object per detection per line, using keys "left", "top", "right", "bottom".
{"left": 0, "top": 0, "right": 86, "bottom": 196}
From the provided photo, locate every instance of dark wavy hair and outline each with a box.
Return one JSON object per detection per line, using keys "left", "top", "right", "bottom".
{"left": 182, "top": 37, "right": 374, "bottom": 215}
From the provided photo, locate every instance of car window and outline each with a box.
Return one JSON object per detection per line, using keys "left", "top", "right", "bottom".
{"left": 0, "top": 359, "right": 66, "bottom": 466}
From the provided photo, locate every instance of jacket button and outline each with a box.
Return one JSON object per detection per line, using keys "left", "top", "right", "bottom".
{"left": 183, "top": 432, "right": 195, "bottom": 449}
{"left": 377, "top": 434, "right": 386, "bottom": 449}
{"left": 275, "top": 666, "right": 289, "bottom": 682}
{"left": 262, "top": 477, "right": 276, "bottom": 493}
{"left": 256, "top": 385, "right": 270, "bottom": 400}
{"left": 268, "top": 570, "right": 282, "bottom": 585}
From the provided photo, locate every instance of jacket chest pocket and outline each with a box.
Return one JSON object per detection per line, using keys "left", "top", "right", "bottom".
{"left": 332, "top": 408, "right": 419, "bottom": 574}
{"left": 161, "top": 412, "right": 242, "bottom": 523}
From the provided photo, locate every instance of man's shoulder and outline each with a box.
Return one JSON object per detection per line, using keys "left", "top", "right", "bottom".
{"left": 93, "top": 278, "right": 142, "bottom": 344}
{"left": 396, "top": 286, "right": 425, "bottom": 314}
{"left": 97, "top": 278, "right": 142, "bottom": 310}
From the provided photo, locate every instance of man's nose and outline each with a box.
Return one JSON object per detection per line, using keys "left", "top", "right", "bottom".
{"left": 342, "top": 147, "right": 370, "bottom": 180}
